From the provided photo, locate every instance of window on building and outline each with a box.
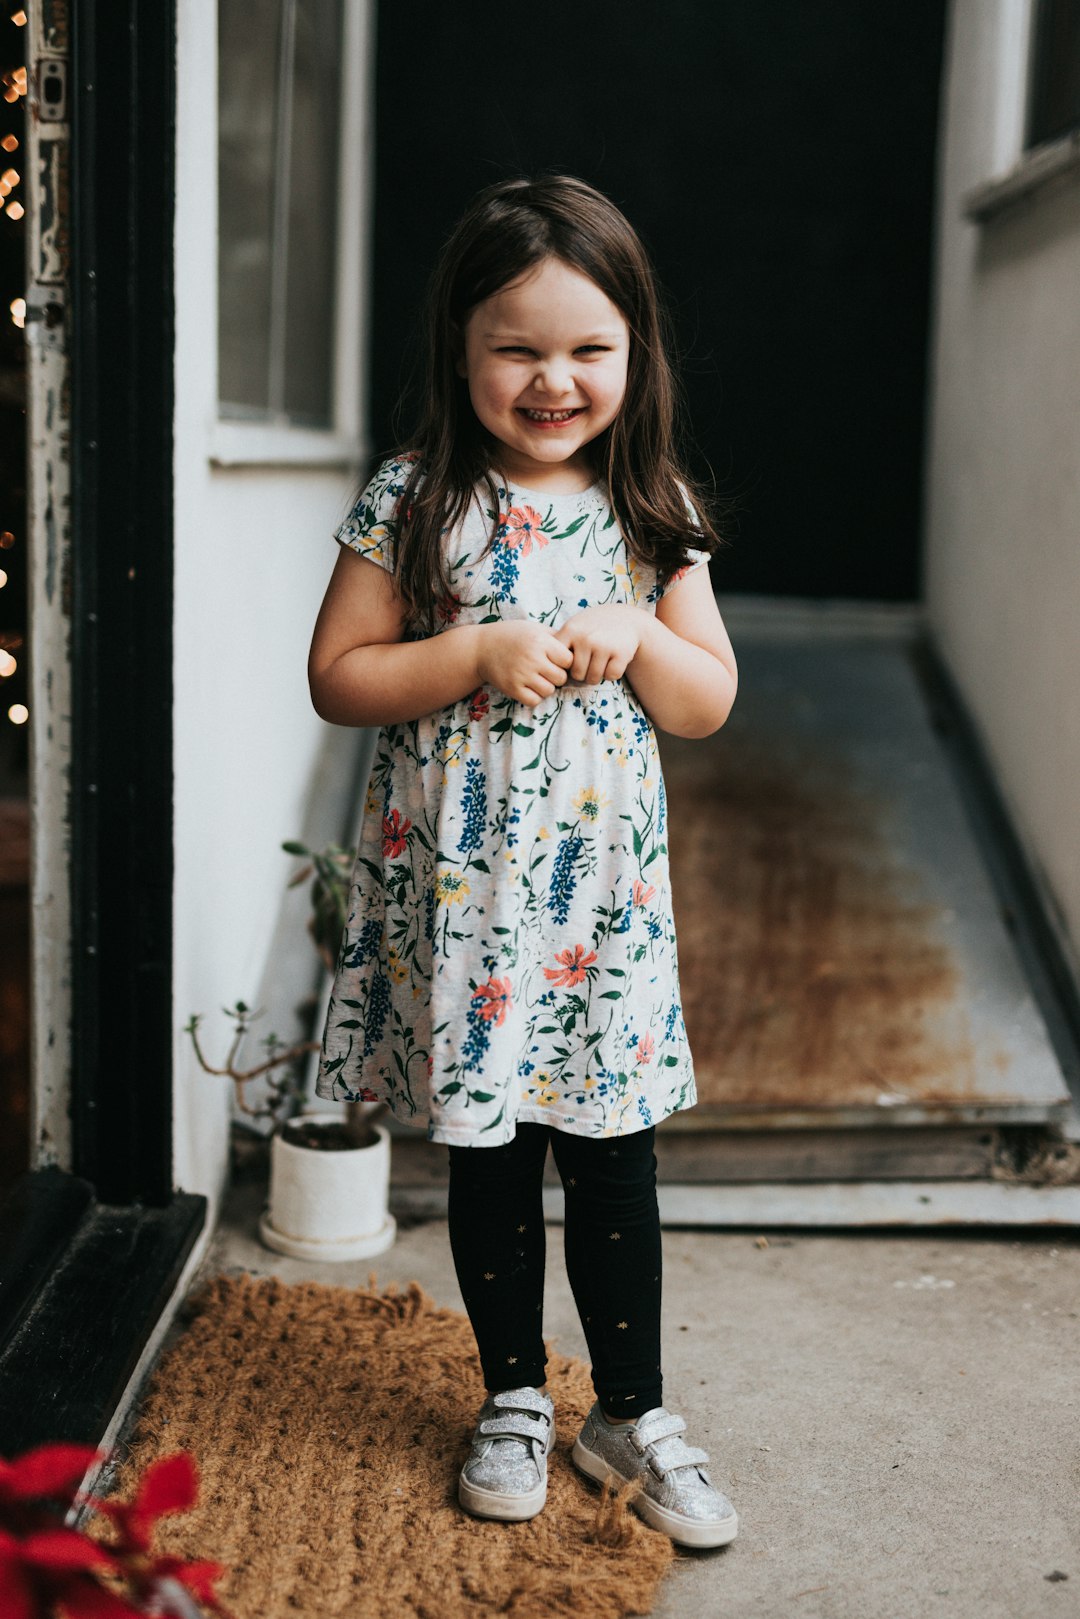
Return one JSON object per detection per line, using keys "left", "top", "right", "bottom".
{"left": 1027, "top": 0, "right": 1080, "bottom": 148}
{"left": 218, "top": 0, "right": 344, "bottom": 429}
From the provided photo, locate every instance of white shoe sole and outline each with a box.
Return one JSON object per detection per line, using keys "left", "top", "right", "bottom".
{"left": 458, "top": 1425, "right": 556, "bottom": 1522}
{"left": 571, "top": 1434, "right": 739, "bottom": 1548}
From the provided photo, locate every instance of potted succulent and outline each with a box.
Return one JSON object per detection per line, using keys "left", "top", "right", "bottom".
{"left": 186, "top": 840, "right": 396, "bottom": 1262}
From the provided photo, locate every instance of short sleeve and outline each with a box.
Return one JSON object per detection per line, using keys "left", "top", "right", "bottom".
{"left": 657, "top": 546, "right": 713, "bottom": 598}
{"left": 333, "top": 455, "right": 416, "bottom": 572}
{"left": 655, "top": 482, "right": 712, "bottom": 597}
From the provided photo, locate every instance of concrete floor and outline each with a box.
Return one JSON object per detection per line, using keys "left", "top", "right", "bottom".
{"left": 200, "top": 1175, "right": 1080, "bottom": 1619}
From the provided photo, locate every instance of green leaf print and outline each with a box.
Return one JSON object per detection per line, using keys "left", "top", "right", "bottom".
{"left": 512, "top": 723, "right": 535, "bottom": 737}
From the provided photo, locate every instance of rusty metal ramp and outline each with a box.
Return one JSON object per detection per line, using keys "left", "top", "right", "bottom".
{"left": 661, "top": 603, "right": 1072, "bottom": 1133}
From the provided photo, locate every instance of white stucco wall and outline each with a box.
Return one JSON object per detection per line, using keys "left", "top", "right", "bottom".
{"left": 924, "top": 0, "right": 1080, "bottom": 968}
{"left": 172, "top": 1, "right": 373, "bottom": 1224}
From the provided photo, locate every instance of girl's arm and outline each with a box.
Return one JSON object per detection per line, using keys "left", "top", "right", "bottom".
{"left": 308, "top": 549, "right": 485, "bottom": 726}
{"left": 624, "top": 567, "right": 737, "bottom": 738}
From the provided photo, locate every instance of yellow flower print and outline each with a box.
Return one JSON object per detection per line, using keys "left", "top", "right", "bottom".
{"left": 435, "top": 871, "right": 470, "bottom": 907}
{"left": 530, "top": 1071, "right": 559, "bottom": 1107}
{"left": 362, "top": 523, "right": 390, "bottom": 565}
{"left": 583, "top": 1075, "right": 596, "bottom": 1091}
{"left": 537, "top": 827, "right": 550, "bottom": 840}
{"left": 573, "top": 785, "right": 610, "bottom": 821}
{"left": 386, "top": 945, "right": 408, "bottom": 984}
{"left": 364, "top": 783, "right": 380, "bottom": 815}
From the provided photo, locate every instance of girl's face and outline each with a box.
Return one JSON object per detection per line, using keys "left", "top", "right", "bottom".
{"left": 457, "top": 256, "right": 630, "bottom": 492}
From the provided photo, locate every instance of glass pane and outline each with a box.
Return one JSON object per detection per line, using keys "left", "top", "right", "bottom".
{"left": 282, "top": 0, "right": 343, "bottom": 427}
{"left": 218, "top": 1, "right": 282, "bottom": 415}
{"left": 1028, "top": 0, "right": 1080, "bottom": 147}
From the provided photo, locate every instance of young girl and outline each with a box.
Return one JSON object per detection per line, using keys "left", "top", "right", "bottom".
{"left": 308, "top": 175, "right": 739, "bottom": 1549}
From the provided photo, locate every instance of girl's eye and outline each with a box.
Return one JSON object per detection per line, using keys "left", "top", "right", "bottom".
{"left": 576, "top": 345, "right": 610, "bottom": 355}
{"left": 496, "top": 346, "right": 532, "bottom": 355}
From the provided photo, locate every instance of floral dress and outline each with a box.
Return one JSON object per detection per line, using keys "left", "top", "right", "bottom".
{"left": 315, "top": 455, "right": 713, "bottom": 1146}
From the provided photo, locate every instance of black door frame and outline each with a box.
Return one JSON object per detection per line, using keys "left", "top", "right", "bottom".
{"left": 0, "top": 0, "right": 205, "bottom": 1460}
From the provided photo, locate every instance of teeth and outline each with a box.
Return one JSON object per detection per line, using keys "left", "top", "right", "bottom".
{"left": 523, "top": 408, "right": 579, "bottom": 422}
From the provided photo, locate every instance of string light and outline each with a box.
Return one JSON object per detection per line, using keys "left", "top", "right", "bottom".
{"left": 9, "top": 295, "right": 23, "bottom": 328}
{"left": 0, "top": 570, "right": 7, "bottom": 588}
{"left": 0, "top": 166, "right": 18, "bottom": 188}
{"left": 2, "top": 67, "right": 25, "bottom": 103}
{"left": 0, "top": 532, "right": 14, "bottom": 549}
{"left": 0, "top": 135, "right": 16, "bottom": 152}
{"left": 11, "top": 10, "right": 27, "bottom": 25}
{"left": 5, "top": 199, "right": 23, "bottom": 220}
{"left": 0, "top": 650, "right": 16, "bottom": 677}
{"left": 8, "top": 704, "right": 27, "bottom": 725}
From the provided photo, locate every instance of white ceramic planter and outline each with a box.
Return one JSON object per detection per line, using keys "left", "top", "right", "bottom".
{"left": 258, "top": 1115, "right": 397, "bottom": 1261}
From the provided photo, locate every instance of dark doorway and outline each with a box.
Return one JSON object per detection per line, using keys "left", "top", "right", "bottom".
{"left": 370, "top": 0, "right": 946, "bottom": 602}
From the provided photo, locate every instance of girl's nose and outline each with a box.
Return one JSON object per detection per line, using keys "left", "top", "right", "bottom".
{"left": 534, "top": 361, "right": 575, "bottom": 397}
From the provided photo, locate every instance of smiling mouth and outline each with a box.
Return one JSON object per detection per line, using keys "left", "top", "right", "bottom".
{"left": 518, "top": 407, "right": 585, "bottom": 424}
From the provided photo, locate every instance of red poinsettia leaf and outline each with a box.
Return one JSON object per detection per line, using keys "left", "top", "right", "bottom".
{"left": 21, "top": 1526, "right": 121, "bottom": 1575}
{"left": 0, "top": 1444, "right": 105, "bottom": 1503}
{"left": 0, "top": 1538, "right": 38, "bottom": 1619}
{"left": 172, "top": 1557, "right": 230, "bottom": 1600}
{"left": 55, "top": 1571, "right": 153, "bottom": 1619}
{"left": 134, "top": 1453, "right": 198, "bottom": 1521}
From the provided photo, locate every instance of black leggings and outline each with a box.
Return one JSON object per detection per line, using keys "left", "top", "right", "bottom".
{"left": 446, "top": 1122, "right": 663, "bottom": 1420}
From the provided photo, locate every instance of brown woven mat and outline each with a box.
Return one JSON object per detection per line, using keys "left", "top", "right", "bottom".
{"left": 99, "top": 1272, "right": 674, "bottom": 1618}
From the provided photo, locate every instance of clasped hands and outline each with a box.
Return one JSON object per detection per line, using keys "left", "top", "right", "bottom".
{"left": 475, "top": 603, "right": 648, "bottom": 709}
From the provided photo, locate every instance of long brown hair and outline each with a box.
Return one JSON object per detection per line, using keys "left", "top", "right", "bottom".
{"left": 368, "top": 174, "right": 726, "bottom": 639}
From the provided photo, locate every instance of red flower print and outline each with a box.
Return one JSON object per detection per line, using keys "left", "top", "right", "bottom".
{"left": 382, "top": 807, "right": 413, "bottom": 858}
{"left": 426, "top": 1054, "right": 434, "bottom": 1078}
{"left": 635, "top": 1031, "right": 655, "bottom": 1065}
{"left": 436, "top": 593, "right": 463, "bottom": 625}
{"left": 468, "top": 687, "right": 490, "bottom": 722}
{"left": 543, "top": 944, "right": 598, "bottom": 986}
{"left": 501, "top": 506, "right": 548, "bottom": 556}
{"left": 632, "top": 880, "right": 656, "bottom": 907}
{"left": 474, "top": 976, "right": 513, "bottom": 1025}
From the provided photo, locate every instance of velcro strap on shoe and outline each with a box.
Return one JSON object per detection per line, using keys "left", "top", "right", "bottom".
{"left": 479, "top": 1412, "right": 548, "bottom": 1443}
{"left": 636, "top": 1413, "right": 686, "bottom": 1445}
{"left": 648, "top": 1437, "right": 710, "bottom": 1477}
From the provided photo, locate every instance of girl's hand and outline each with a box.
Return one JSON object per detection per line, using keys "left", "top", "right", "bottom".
{"left": 552, "top": 604, "right": 647, "bottom": 685}
{"left": 477, "top": 621, "right": 575, "bottom": 707}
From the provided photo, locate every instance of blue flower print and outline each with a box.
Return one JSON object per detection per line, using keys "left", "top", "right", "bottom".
{"left": 457, "top": 757, "right": 488, "bottom": 854}
{"left": 548, "top": 830, "right": 584, "bottom": 924}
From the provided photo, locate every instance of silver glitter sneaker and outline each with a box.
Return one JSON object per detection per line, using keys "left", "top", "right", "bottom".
{"left": 458, "top": 1386, "right": 556, "bottom": 1521}
{"left": 572, "top": 1403, "right": 739, "bottom": 1548}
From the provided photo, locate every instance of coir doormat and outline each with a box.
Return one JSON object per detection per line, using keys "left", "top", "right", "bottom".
{"left": 97, "top": 1272, "right": 674, "bottom": 1618}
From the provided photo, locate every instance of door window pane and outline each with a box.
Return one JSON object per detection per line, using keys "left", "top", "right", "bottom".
{"left": 283, "top": 0, "right": 343, "bottom": 425}
{"left": 1027, "top": 0, "right": 1080, "bottom": 148}
{"left": 218, "top": 0, "right": 343, "bottom": 426}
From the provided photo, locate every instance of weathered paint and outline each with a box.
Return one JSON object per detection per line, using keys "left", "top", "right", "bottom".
{"left": 26, "top": 1, "right": 72, "bottom": 1169}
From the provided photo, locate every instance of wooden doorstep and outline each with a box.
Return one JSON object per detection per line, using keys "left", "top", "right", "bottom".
{"left": 386, "top": 1124, "right": 1004, "bottom": 1185}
